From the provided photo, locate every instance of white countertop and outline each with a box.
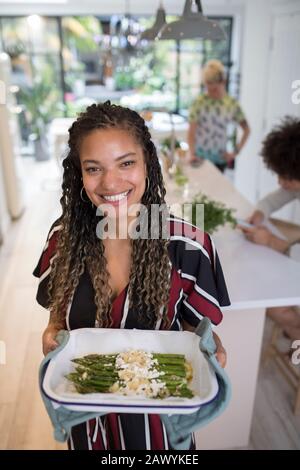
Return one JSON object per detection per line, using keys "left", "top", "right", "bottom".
{"left": 49, "top": 112, "right": 188, "bottom": 142}
{"left": 214, "top": 227, "right": 300, "bottom": 310}
{"left": 165, "top": 160, "right": 300, "bottom": 310}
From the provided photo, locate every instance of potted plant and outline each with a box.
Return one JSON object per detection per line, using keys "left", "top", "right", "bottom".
{"left": 185, "top": 192, "right": 237, "bottom": 234}
{"left": 18, "top": 72, "right": 61, "bottom": 161}
{"left": 160, "top": 137, "right": 181, "bottom": 156}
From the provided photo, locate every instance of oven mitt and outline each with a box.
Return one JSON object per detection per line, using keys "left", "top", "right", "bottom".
{"left": 39, "top": 330, "right": 105, "bottom": 442}
{"left": 160, "top": 317, "right": 231, "bottom": 450}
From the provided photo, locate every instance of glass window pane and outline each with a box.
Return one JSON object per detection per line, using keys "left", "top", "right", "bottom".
{"left": 62, "top": 16, "right": 102, "bottom": 114}
{"left": 30, "top": 54, "right": 63, "bottom": 119}
{"left": 179, "top": 17, "right": 233, "bottom": 112}
{"left": 27, "top": 16, "right": 60, "bottom": 54}
{"left": 179, "top": 40, "right": 203, "bottom": 111}
{"left": 1, "top": 17, "right": 30, "bottom": 54}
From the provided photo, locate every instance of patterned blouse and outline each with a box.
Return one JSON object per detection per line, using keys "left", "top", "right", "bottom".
{"left": 189, "top": 94, "right": 246, "bottom": 164}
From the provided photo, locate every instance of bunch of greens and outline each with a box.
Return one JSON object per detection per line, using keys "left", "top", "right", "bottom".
{"left": 186, "top": 192, "right": 237, "bottom": 234}
{"left": 160, "top": 137, "right": 181, "bottom": 155}
{"left": 174, "top": 165, "right": 189, "bottom": 187}
{"left": 67, "top": 352, "right": 193, "bottom": 399}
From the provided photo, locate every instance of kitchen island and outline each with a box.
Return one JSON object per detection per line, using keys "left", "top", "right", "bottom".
{"left": 164, "top": 160, "right": 300, "bottom": 449}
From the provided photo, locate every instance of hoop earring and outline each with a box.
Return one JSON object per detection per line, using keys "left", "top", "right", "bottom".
{"left": 80, "top": 186, "right": 90, "bottom": 203}
{"left": 145, "top": 176, "right": 149, "bottom": 193}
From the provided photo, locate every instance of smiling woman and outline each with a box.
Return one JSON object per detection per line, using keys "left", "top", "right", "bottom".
{"left": 80, "top": 127, "right": 147, "bottom": 222}
{"left": 33, "top": 101, "right": 230, "bottom": 450}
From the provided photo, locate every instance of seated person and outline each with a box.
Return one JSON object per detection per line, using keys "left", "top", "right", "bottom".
{"left": 239, "top": 116, "right": 300, "bottom": 340}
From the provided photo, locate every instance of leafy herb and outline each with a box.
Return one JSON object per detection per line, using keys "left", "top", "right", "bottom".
{"left": 186, "top": 192, "right": 237, "bottom": 234}
{"left": 161, "top": 137, "right": 181, "bottom": 152}
{"left": 174, "top": 165, "right": 189, "bottom": 187}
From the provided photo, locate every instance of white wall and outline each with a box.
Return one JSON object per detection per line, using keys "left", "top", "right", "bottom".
{"left": 0, "top": 151, "right": 10, "bottom": 242}
{"left": 235, "top": 0, "right": 300, "bottom": 213}
{"left": 234, "top": 0, "right": 273, "bottom": 204}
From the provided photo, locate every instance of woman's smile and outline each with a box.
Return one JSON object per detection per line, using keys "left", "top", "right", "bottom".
{"left": 99, "top": 189, "right": 133, "bottom": 205}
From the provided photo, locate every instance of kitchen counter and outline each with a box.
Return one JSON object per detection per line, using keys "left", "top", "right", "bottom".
{"left": 48, "top": 113, "right": 188, "bottom": 164}
{"left": 164, "top": 160, "right": 300, "bottom": 449}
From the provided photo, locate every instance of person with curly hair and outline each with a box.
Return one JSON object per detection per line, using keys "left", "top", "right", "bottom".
{"left": 240, "top": 116, "right": 300, "bottom": 340}
{"left": 33, "top": 101, "right": 230, "bottom": 450}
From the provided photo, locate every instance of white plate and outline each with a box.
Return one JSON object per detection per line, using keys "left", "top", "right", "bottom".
{"left": 42, "top": 328, "right": 219, "bottom": 415}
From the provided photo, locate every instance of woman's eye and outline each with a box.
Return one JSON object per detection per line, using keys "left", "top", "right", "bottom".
{"left": 121, "top": 160, "right": 135, "bottom": 168}
{"left": 86, "top": 167, "right": 100, "bottom": 173}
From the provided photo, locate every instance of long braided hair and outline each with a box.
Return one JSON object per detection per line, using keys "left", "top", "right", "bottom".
{"left": 48, "top": 101, "right": 171, "bottom": 328}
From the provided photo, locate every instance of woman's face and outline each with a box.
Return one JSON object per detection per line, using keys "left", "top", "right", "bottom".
{"left": 79, "top": 128, "right": 147, "bottom": 218}
{"left": 204, "top": 80, "right": 226, "bottom": 99}
{"left": 278, "top": 176, "right": 300, "bottom": 191}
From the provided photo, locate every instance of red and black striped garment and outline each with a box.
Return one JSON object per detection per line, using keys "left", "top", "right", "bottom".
{"left": 33, "top": 216, "right": 230, "bottom": 450}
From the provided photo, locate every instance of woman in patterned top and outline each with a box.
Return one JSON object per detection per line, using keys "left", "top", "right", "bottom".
{"left": 188, "top": 59, "right": 250, "bottom": 172}
{"left": 34, "top": 101, "right": 230, "bottom": 450}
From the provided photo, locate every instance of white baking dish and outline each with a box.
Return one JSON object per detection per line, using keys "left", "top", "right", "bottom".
{"left": 42, "top": 328, "right": 218, "bottom": 415}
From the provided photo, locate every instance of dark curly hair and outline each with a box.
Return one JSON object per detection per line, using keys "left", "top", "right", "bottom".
{"left": 261, "top": 116, "right": 300, "bottom": 180}
{"left": 48, "top": 101, "right": 171, "bottom": 329}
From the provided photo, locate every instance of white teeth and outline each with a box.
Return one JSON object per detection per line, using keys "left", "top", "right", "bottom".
{"left": 102, "top": 191, "right": 130, "bottom": 202}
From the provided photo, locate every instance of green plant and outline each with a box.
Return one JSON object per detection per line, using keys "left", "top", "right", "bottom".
{"left": 186, "top": 192, "right": 237, "bottom": 234}
{"left": 114, "top": 69, "right": 138, "bottom": 91}
{"left": 18, "top": 67, "right": 61, "bottom": 138}
{"left": 161, "top": 137, "right": 181, "bottom": 151}
{"left": 160, "top": 137, "right": 182, "bottom": 161}
{"left": 63, "top": 16, "right": 101, "bottom": 53}
{"left": 174, "top": 165, "right": 188, "bottom": 187}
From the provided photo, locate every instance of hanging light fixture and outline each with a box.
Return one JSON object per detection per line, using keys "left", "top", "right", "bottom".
{"left": 140, "top": 2, "right": 167, "bottom": 41}
{"left": 158, "top": 0, "right": 226, "bottom": 41}
{"left": 119, "top": 0, "right": 142, "bottom": 48}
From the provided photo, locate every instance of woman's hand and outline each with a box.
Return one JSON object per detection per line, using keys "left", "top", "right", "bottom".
{"left": 223, "top": 151, "right": 237, "bottom": 163}
{"left": 212, "top": 331, "right": 227, "bottom": 368}
{"left": 247, "top": 210, "right": 264, "bottom": 226}
{"left": 189, "top": 154, "right": 203, "bottom": 165}
{"left": 240, "top": 225, "right": 272, "bottom": 246}
{"left": 42, "top": 323, "right": 61, "bottom": 356}
{"left": 182, "top": 320, "right": 227, "bottom": 368}
{"left": 240, "top": 225, "right": 290, "bottom": 253}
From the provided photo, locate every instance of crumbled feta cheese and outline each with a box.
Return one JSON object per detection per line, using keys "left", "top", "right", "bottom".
{"left": 113, "top": 349, "right": 166, "bottom": 398}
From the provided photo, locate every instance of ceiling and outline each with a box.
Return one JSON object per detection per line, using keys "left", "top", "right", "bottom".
{"left": 0, "top": 0, "right": 246, "bottom": 17}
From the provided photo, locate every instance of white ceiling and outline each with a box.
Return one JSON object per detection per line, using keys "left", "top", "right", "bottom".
{"left": 0, "top": 0, "right": 246, "bottom": 16}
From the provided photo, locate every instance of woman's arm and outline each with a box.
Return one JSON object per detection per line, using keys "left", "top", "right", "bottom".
{"left": 240, "top": 225, "right": 290, "bottom": 254}
{"left": 42, "top": 311, "right": 65, "bottom": 356}
{"left": 236, "top": 119, "right": 250, "bottom": 154}
{"left": 223, "top": 120, "right": 250, "bottom": 163}
{"left": 256, "top": 188, "right": 296, "bottom": 218}
{"left": 187, "top": 122, "right": 199, "bottom": 162}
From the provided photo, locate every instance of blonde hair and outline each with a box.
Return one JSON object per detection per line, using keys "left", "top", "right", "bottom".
{"left": 202, "top": 59, "right": 226, "bottom": 84}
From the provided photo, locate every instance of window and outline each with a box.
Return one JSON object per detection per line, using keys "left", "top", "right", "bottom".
{"left": 0, "top": 14, "right": 234, "bottom": 149}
